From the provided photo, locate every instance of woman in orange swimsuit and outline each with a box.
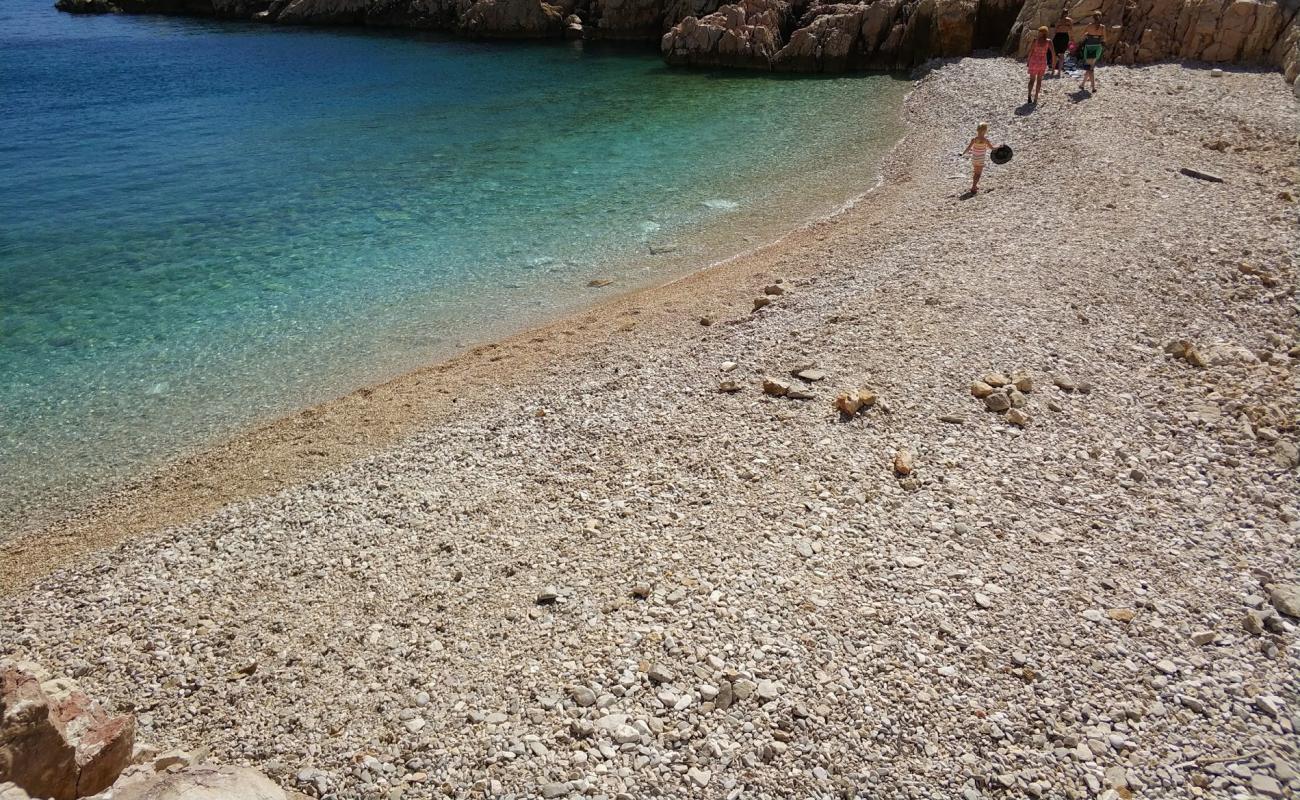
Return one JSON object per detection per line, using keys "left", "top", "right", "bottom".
{"left": 962, "top": 122, "right": 995, "bottom": 194}
{"left": 1026, "top": 26, "right": 1054, "bottom": 104}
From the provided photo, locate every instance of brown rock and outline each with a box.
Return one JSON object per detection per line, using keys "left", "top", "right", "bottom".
{"left": 970, "top": 381, "right": 994, "bottom": 398}
{"left": 762, "top": 377, "right": 789, "bottom": 396}
{"left": 893, "top": 448, "right": 914, "bottom": 476}
{"left": 983, "top": 372, "right": 1010, "bottom": 388}
{"left": 763, "top": 284, "right": 785, "bottom": 295}
{"left": 113, "top": 765, "right": 289, "bottom": 800}
{"left": 834, "top": 393, "right": 862, "bottom": 415}
{"left": 1006, "top": 407, "right": 1030, "bottom": 426}
{"left": 752, "top": 296, "right": 772, "bottom": 311}
{"left": 984, "top": 392, "right": 1011, "bottom": 413}
{"left": 1107, "top": 608, "right": 1136, "bottom": 623}
{"left": 0, "top": 662, "right": 135, "bottom": 800}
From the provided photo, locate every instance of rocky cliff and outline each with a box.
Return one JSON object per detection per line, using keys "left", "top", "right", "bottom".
{"left": 1007, "top": 0, "right": 1300, "bottom": 81}
{"left": 665, "top": 0, "right": 1298, "bottom": 74}
{"left": 56, "top": 0, "right": 1300, "bottom": 80}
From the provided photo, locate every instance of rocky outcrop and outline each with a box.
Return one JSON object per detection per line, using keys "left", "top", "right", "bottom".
{"left": 108, "top": 764, "right": 294, "bottom": 800}
{"left": 0, "top": 662, "right": 135, "bottom": 800}
{"left": 661, "top": 0, "right": 791, "bottom": 67}
{"left": 666, "top": 0, "right": 1025, "bottom": 70}
{"left": 458, "top": 0, "right": 565, "bottom": 36}
{"left": 1005, "top": 0, "right": 1300, "bottom": 78}
{"left": 54, "top": 0, "right": 1300, "bottom": 79}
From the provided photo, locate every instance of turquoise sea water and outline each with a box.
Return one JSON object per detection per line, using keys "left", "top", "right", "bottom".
{"left": 0, "top": 0, "right": 907, "bottom": 531}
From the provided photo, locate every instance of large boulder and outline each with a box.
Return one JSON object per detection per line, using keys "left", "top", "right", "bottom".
{"left": 0, "top": 663, "right": 135, "bottom": 800}
{"left": 110, "top": 765, "right": 291, "bottom": 800}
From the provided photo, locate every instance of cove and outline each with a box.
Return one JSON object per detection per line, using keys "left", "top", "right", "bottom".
{"left": 0, "top": 0, "right": 908, "bottom": 533}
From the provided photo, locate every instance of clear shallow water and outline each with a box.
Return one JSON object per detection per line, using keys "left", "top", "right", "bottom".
{"left": 0, "top": 0, "right": 907, "bottom": 531}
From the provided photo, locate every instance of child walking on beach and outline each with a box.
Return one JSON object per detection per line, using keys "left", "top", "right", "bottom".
{"left": 962, "top": 122, "right": 996, "bottom": 194}
{"left": 1026, "top": 26, "right": 1054, "bottom": 104}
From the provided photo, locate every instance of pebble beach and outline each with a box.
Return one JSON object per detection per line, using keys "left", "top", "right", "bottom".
{"left": 3, "top": 58, "right": 1298, "bottom": 799}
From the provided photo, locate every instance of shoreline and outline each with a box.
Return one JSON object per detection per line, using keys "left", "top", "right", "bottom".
{"left": 0, "top": 84, "right": 913, "bottom": 597}
{"left": 3, "top": 57, "right": 1297, "bottom": 798}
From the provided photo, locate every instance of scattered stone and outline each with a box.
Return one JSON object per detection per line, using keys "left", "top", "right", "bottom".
{"left": 1269, "top": 584, "right": 1300, "bottom": 617}
{"left": 792, "top": 368, "right": 826, "bottom": 382}
{"left": 569, "top": 686, "right": 597, "bottom": 707}
{"left": 1012, "top": 373, "right": 1033, "bottom": 392}
{"left": 1190, "top": 629, "right": 1215, "bottom": 646}
{"left": 763, "top": 284, "right": 785, "bottom": 296}
{"left": 762, "top": 377, "right": 789, "bottom": 397}
{"left": 985, "top": 393, "right": 1011, "bottom": 412}
{"left": 753, "top": 297, "right": 772, "bottom": 312}
{"left": 586, "top": 278, "right": 613, "bottom": 288}
{"left": 939, "top": 413, "right": 965, "bottom": 424}
{"left": 897, "top": 556, "right": 925, "bottom": 569}
{"left": 983, "top": 372, "right": 1010, "bottom": 387}
{"left": 535, "top": 586, "right": 558, "bottom": 605}
{"left": 785, "top": 385, "right": 815, "bottom": 400}
{"left": 1107, "top": 608, "right": 1135, "bottom": 623}
{"left": 834, "top": 389, "right": 877, "bottom": 417}
{"left": 1249, "top": 774, "right": 1283, "bottom": 797}
{"left": 1104, "top": 765, "right": 1128, "bottom": 788}
{"left": 718, "top": 380, "right": 740, "bottom": 393}
{"left": 1180, "top": 167, "right": 1225, "bottom": 183}
{"left": 719, "top": 361, "right": 737, "bottom": 372}
{"left": 1006, "top": 408, "right": 1030, "bottom": 426}
{"left": 687, "top": 767, "right": 712, "bottom": 788}
{"left": 893, "top": 449, "right": 915, "bottom": 476}
{"left": 646, "top": 664, "right": 674, "bottom": 684}
{"left": 970, "top": 381, "right": 994, "bottom": 398}
{"left": 1154, "top": 659, "right": 1178, "bottom": 675}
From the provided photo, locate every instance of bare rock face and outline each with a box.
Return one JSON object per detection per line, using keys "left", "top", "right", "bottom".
{"left": 594, "top": 0, "right": 670, "bottom": 38}
{"left": 662, "top": 0, "right": 792, "bottom": 68}
{"left": 1005, "top": 0, "right": 1300, "bottom": 78}
{"left": 0, "top": 662, "right": 135, "bottom": 800}
{"left": 458, "top": 0, "right": 565, "bottom": 35}
{"left": 665, "top": 0, "right": 1026, "bottom": 71}
{"left": 110, "top": 765, "right": 290, "bottom": 800}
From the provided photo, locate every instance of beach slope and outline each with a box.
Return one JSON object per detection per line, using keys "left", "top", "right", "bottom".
{"left": 3, "top": 59, "right": 1298, "bottom": 798}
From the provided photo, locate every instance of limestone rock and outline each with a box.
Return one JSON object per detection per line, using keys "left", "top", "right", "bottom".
{"left": 662, "top": 0, "right": 791, "bottom": 70}
{"left": 113, "top": 765, "right": 289, "bottom": 800}
{"left": 1006, "top": 0, "right": 1300, "bottom": 80}
{"left": 1270, "top": 584, "right": 1300, "bottom": 618}
{"left": 893, "top": 448, "right": 914, "bottom": 476}
{"left": 762, "top": 377, "right": 790, "bottom": 396}
{"left": 458, "top": 0, "right": 564, "bottom": 37}
{"left": 0, "top": 662, "right": 135, "bottom": 800}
